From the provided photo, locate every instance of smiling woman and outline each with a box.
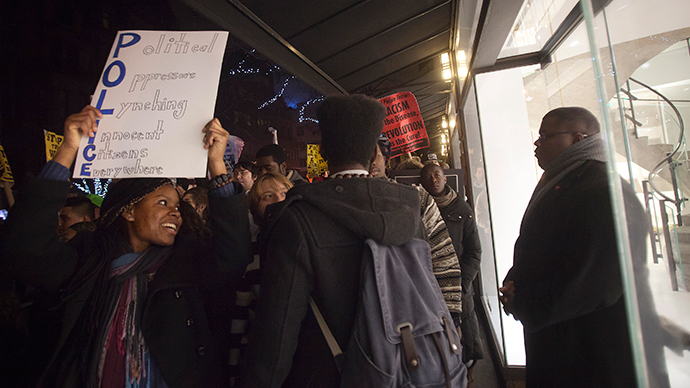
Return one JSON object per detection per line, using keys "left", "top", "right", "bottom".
{"left": 0, "top": 106, "right": 253, "bottom": 388}
{"left": 103, "top": 181, "right": 182, "bottom": 252}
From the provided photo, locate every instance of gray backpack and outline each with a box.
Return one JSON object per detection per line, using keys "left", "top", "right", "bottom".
{"left": 310, "top": 238, "right": 467, "bottom": 388}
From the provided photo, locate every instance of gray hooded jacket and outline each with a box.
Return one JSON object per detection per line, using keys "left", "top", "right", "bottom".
{"left": 243, "top": 177, "right": 424, "bottom": 387}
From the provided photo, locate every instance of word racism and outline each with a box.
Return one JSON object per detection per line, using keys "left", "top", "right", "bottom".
{"left": 77, "top": 31, "right": 223, "bottom": 178}
{"left": 378, "top": 92, "right": 429, "bottom": 158}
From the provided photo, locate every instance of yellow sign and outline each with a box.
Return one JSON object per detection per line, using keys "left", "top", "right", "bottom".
{"left": 307, "top": 144, "right": 328, "bottom": 179}
{"left": 44, "top": 130, "right": 64, "bottom": 162}
{"left": 0, "top": 143, "right": 13, "bottom": 182}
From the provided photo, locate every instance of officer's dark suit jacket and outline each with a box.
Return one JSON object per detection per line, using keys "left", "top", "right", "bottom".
{"left": 505, "top": 160, "right": 668, "bottom": 388}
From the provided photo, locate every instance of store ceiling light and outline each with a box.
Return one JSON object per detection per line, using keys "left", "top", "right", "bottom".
{"left": 441, "top": 52, "right": 452, "bottom": 81}
{"left": 456, "top": 50, "right": 468, "bottom": 79}
{"left": 457, "top": 66, "right": 468, "bottom": 78}
{"left": 441, "top": 52, "right": 450, "bottom": 65}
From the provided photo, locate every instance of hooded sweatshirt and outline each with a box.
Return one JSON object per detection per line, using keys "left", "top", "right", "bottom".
{"left": 243, "top": 177, "right": 423, "bottom": 388}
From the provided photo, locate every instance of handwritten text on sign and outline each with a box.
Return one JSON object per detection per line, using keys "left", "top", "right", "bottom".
{"left": 378, "top": 92, "right": 429, "bottom": 158}
{"left": 74, "top": 30, "right": 228, "bottom": 178}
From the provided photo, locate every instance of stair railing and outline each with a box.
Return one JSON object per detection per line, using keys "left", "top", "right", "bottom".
{"left": 623, "top": 77, "right": 687, "bottom": 224}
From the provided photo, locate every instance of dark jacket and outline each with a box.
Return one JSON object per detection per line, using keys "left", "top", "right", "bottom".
{"left": 435, "top": 187, "right": 483, "bottom": 361}
{"left": 504, "top": 160, "right": 667, "bottom": 388}
{"left": 0, "top": 177, "right": 252, "bottom": 388}
{"left": 242, "top": 177, "right": 424, "bottom": 388}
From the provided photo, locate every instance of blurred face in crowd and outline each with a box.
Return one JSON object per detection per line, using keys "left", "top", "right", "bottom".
{"left": 57, "top": 207, "right": 88, "bottom": 237}
{"left": 233, "top": 166, "right": 256, "bottom": 191}
{"left": 122, "top": 184, "right": 182, "bottom": 252}
{"left": 421, "top": 164, "right": 446, "bottom": 197}
{"left": 182, "top": 193, "right": 206, "bottom": 220}
{"left": 257, "top": 178, "right": 289, "bottom": 219}
{"left": 369, "top": 145, "right": 387, "bottom": 178}
{"left": 256, "top": 155, "right": 287, "bottom": 177}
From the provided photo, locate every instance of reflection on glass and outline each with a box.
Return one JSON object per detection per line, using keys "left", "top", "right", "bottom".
{"left": 499, "top": 0, "right": 580, "bottom": 58}
{"left": 598, "top": 1, "right": 690, "bottom": 385}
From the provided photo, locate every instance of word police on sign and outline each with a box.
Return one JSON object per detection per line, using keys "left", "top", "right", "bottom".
{"left": 74, "top": 31, "right": 228, "bottom": 178}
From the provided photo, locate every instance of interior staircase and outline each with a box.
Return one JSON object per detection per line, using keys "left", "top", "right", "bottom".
{"left": 617, "top": 78, "right": 689, "bottom": 291}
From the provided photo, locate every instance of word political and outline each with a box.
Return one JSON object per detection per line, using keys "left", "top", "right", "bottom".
{"left": 142, "top": 33, "right": 219, "bottom": 55}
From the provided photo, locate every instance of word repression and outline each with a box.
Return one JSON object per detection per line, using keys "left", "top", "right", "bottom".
{"left": 130, "top": 72, "right": 196, "bottom": 92}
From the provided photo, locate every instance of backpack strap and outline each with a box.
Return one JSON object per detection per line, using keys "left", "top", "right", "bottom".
{"left": 431, "top": 332, "right": 452, "bottom": 388}
{"left": 309, "top": 297, "right": 344, "bottom": 371}
{"left": 399, "top": 324, "right": 420, "bottom": 371}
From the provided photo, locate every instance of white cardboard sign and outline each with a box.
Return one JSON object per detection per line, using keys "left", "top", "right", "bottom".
{"left": 74, "top": 30, "right": 229, "bottom": 178}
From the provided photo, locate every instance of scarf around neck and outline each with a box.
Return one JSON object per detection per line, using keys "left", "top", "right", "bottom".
{"left": 432, "top": 185, "right": 458, "bottom": 209}
{"left": 522, "top": 134, "right": 607, "bottom": 224}
{"left": 96, "top": 245, "right": 173, "bottom": 388}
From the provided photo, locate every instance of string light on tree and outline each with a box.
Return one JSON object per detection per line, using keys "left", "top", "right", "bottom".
{"left": 228, "top": 49, "right": 281, "bottom": 76}
{"left": 72, "top": 178, "right": 111, "bottom": 198}
{"left": 227, "top": 48, "right": 322, "bottom": 121}
{"left": 258, "top": 76, "right": 295, "bottom": 109}
{"left": 299, "top": 97, "right": 324, "bottom": 123}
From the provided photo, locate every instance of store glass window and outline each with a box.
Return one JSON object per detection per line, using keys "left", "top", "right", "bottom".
{"left": 471, "top": 0, "right": 690, "bottom": 385}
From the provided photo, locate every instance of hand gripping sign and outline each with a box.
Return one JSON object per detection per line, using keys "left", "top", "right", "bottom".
{"left": 74, "top": 31, "right": 229, "bottom": 178}
{"left": 378, "top": 92, "right": 429, "bottom": 158}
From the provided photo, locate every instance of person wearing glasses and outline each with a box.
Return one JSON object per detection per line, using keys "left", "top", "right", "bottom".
{"left": 499, "top": 107, "right": 669, "bottom": 388}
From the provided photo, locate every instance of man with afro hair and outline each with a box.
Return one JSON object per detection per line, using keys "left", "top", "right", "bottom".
{"left": 242, "top": 94, "right": 430, "bottom": 387}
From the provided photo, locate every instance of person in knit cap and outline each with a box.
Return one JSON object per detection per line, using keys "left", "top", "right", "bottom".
{"left": 0, "top": 106, "right": 252, "bottom": 388}
{"left": 499, "top": 107, "right": 669, "bottom": 387}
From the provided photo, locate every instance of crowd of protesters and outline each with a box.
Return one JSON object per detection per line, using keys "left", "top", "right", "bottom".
{"left": 0, "top": 94, "right": 480, "bottom": 388}
{"left": 3, "top": 94, "right": 680, "bottom": 388}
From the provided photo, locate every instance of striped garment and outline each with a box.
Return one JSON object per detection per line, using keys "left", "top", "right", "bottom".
{"left": 414, "top": 185, "right": 463, "bottom": 321}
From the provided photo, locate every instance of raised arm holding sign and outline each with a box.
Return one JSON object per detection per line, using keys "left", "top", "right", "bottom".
{"left": 1, "top": 105, "right": 251, "bottom": 387}
{"left": 55, "top": 106, "right": 229, "bottom": 179}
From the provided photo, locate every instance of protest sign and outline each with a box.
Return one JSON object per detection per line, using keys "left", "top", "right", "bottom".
{"left": 74, "top": 30, "right": 229, "bottom": 178}
{"left": 0, "top": 143, "right": 13, "bottom": 182}
{"left": 44, "top": 130, "right": 64, "bottom": 162}
{"left": 307, "top": 144, "right": 328, "bottom": 179}
{"left": 378, "top": 92, "right": 429, "bottom": 158}
{"left": 223, "top": 135, "right": 245, "bottom": 172}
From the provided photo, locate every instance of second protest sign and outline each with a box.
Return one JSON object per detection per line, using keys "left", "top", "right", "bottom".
{"left": 378, "top": 92, "right": 429, "bottom": 158}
